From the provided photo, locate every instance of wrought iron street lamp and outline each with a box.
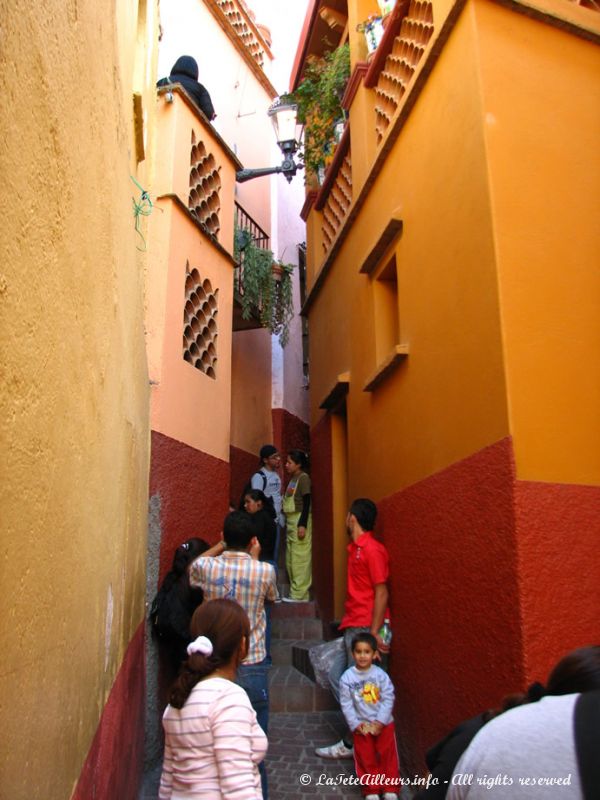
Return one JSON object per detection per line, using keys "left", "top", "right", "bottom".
{"left": 236, "top": 97, "right": 304, "bottom": 183}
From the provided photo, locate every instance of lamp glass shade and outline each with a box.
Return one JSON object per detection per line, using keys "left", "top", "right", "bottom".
{"left": 268, "top": 99, "right": 299, "bottom": 145}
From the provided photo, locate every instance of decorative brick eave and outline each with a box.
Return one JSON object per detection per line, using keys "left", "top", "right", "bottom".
{"left": 204, "top": 0, "right": 278, "bottom": 99}
{"left": 341, "top": 62, "right": 369, "bottom": 111}
{"left": 314, "top": 124, "right": 351, "bottom": 211}
{"left": 300, "top": 191, "right": 319, "bottom": 222}
{"left": 157, "top": 193, "right": 238, "bottom": 267}
{"left": 301, "top": 0, "right": 468, "bottom": 317}
{"left": 157, "top": 85, "right": 243, "bottom": 171}
{"left": 364, "top": 0, "right": 411, "bottom": 88}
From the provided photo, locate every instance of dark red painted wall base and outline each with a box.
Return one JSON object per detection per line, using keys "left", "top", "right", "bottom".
{"left": 379, "top": 438, "right": 523, "bottom": 774}
{"left": 516, "top": 479, "right": 600, "bottom": 681}
{"left": 230, "top": 444, "right": 260, "bottom": 510}
{"left": 73, "top": 623, "right": 145, "bottom": 800}
{"left": 272, "top": 407, "right": 310, "bottom": 458}
{"left": 150, "top": 431, "right": 230, "bottom": 581}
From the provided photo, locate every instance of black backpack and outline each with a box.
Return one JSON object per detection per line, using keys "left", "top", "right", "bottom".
{"left": 149, "top": 577, "right": 201, "bottom": 643}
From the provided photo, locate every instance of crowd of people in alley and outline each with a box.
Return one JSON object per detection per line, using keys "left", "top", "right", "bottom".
{"left": 150, "top": 443, "right": 600, "bottom": 800}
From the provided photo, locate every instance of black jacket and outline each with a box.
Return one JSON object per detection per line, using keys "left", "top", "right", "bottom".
{"left": 157, "top": 55, "right": 215, "bottom": 120}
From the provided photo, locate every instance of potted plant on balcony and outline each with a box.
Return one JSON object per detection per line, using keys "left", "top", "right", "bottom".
{"left": 234, "top": 227, "right": 295, "bottom": 347}
{"left": 288, "top": 42, "right": 351, "bottom": 182}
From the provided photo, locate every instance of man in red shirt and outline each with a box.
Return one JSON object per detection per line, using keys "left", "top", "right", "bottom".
{"left": 316, "top": 498, "right": 391, "bottom": 759}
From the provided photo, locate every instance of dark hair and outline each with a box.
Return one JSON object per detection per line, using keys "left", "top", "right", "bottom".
{"left": 223, "top": 511, "right": 255, "bottom": 550}
{"left": 351, "top": 632, "right": 378, "bottom": 653}
{"left": 169, "top": 599, "right": 250, "bottom": 708}
{"left": 547, "top": 645, "right": 600, "bottom": 695}
{"left": 163, "top": 537, "right": 209, "bottom": 591}
{"left": 349, "top": 498, "right": 377, "bottom": 532}
{"left": 244, "top": 489, "right": 276, "bottom": 519}
{"left": 287, "top": 449, "right": 309, "bottom": 471}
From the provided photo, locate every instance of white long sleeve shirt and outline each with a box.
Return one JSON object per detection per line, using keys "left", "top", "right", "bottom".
{"left": 159, "top": 677, "right": 267, "bottom": 799}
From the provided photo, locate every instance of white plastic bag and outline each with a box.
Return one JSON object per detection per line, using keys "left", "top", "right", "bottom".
{"left": 309, "top": 637, "right": 344, "bottom": 689}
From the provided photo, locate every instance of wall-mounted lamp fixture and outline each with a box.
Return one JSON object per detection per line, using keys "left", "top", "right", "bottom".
{"left": 236, "top": 97, "right": 304, "bottom": 183}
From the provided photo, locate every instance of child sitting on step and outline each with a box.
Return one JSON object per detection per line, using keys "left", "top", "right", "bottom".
{"left": 339, "top": 633, "right": 401, "bottom": 800}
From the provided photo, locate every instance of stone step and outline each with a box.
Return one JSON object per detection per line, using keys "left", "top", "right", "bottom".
{"left": 272, "top": 599, "right": 317, "bottom": 619}
{"left": 271, "top": 638, "right": 323, "bottom": 669}
{"left": 269, "top": 665, "right": 337, "bottom": 713}
{"left": 291, "top": 639, "right": 322, "bottom": 682}
{"left": 271, "top": 615, "right": 324, "bottom": 640}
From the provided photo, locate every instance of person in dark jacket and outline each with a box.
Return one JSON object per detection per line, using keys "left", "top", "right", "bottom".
{"left": 243, "top": 489, "right": 277, "bottom": 563}
{"left": 157, "top": 55, "right": 216, "bottom": 120}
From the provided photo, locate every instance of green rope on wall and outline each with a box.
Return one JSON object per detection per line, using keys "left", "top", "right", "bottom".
{"left": 130, "top": 175, "right": 158, "bottom": 252}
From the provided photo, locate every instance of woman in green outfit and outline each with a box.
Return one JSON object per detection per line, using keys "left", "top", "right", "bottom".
{"left": 282, "top": 450, "right": 312, "bottom": 602}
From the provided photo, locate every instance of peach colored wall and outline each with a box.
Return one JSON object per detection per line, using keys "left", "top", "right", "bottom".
{"left": 158, "top": 0, "right": 274, "bottom": 236}
{"left": 147, "top": 93, "right": 238, "bottom": 461}
{"left": 474, "top": 0, "right": 600, "bottom": 486}
{"left": 0, "top": 1, "right": 158, "bottom": 798}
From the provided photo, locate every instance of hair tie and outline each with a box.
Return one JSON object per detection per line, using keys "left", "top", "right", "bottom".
{"left": 187, "top": 635, "right": 213, "bottom": 657}
{"left": 526, "top": 681, "right": 546, "bottom": 702}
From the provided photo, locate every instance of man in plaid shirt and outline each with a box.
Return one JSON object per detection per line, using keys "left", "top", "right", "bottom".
{"left": 189, "top": 511, "right": 278, "bottom": 798}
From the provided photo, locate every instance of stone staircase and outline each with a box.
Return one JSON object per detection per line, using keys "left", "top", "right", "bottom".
{"left": 269, "top": 580, "right": 337, "bottom": 714}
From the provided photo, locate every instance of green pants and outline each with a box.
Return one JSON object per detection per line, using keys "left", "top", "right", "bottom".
{"left": 284, "top": 509, "right": 312, "bottom": 601}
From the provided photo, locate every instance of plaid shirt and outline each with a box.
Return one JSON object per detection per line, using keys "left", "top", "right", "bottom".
{"left": 189, "top": 551, "right": 278, "bottom": 664}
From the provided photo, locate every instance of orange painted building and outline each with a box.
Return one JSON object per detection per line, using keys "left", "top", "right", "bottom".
{"left": 295, "top": 0, "right": 600, "bottom": 772}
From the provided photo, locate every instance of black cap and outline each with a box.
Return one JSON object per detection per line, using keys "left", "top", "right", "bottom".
{"left": 260, "top": 444, "right": 278, "bottom": 459}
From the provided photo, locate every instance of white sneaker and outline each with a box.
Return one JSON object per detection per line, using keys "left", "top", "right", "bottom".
{"left": 315, "top": 739, "right": 354, "bottom": 758}
{"left": 365, "top": 795, "right": 380, "bottom": 800}
{"left": 382, "top": 794, "right": 399, "bottom": 800}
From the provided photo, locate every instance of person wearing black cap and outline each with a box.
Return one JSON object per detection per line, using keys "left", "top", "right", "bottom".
{"left": 157, "top": 55, "right": 216, "bottom": 120}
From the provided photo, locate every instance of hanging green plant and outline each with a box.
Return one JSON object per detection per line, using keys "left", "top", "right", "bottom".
{"left": 287, "top": 43, "right": 351, "bottom": 180}
{"left": 234, "top": 227, "right": 295, "bottom": 347}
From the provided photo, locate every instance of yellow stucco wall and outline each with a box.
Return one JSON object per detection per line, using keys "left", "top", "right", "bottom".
{"left": 0, "top": 1, "right": 157, "bottom": 797}
{"left": 309, "top": 3, "right": 510, "bottom": 502}
{"left": 475, "top": 0, "right": 600, "bottom": 485}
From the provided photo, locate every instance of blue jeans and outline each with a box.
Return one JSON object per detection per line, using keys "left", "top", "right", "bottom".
{"left": 237, "top": 660, "right": 270, "bottom": 799}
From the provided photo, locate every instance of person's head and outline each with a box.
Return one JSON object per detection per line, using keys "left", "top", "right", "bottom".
{"left": 171, "top": 537, "right": 209, "bottom": 575}
{"left": 223, "top": 511, "right": 256, "bottom": 551}
{"left": 169, "top": 599, "right": 250, "bottom": 708}
{"left": 259, "top": 444, "right": 281, "bottom": 471}
{"left": 486, "top": 644, "right": 600, "bottom": 722}
{"left": 546, "top": 645, "right": 600, "bottom": 695}
{"left": 244, "top": 489, "right": 267, "bottom": 515}
{"left": 351, "top": 632, "right": 378, "bottom": 671}
{"left": 286, "top": 449, "right": 309, "bottom": 474}
{"left": 347, "top": 498, "right": 377, "bottom": 535}
{"left": 170, "top": 55, "right": 199, "bottom": 80}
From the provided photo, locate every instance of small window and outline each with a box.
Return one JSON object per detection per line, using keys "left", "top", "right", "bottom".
{"left": 373, "top": 255, "right": 399, "bottom": 366}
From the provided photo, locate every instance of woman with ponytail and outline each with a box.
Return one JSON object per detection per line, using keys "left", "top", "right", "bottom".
{"left": 159, "top": 599, "right": 267, "bottom": 799}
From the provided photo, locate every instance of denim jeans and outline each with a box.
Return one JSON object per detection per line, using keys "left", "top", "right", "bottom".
{"left": 237, "top": 660, "right": 270, "bottom": 799}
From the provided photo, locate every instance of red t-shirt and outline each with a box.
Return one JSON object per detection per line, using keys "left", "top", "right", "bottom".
{"left": 340, "top": 531, "right": 390, "bottom": 630}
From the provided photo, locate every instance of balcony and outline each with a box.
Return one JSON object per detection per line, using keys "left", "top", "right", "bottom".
{"left": 232, "top": 202, "right": 270, "bottom": 331}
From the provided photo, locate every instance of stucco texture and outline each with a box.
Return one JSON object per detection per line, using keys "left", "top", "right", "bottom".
{"left": 150, "top": 431, "right": 229, "bottom": 583}
{"left": 0, "top": 1, "right": 156, "bottom": 797}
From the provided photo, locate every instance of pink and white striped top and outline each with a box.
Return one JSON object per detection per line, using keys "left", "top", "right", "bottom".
{"left": 159, "top": 677, "right": 267, "bottom": 799}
